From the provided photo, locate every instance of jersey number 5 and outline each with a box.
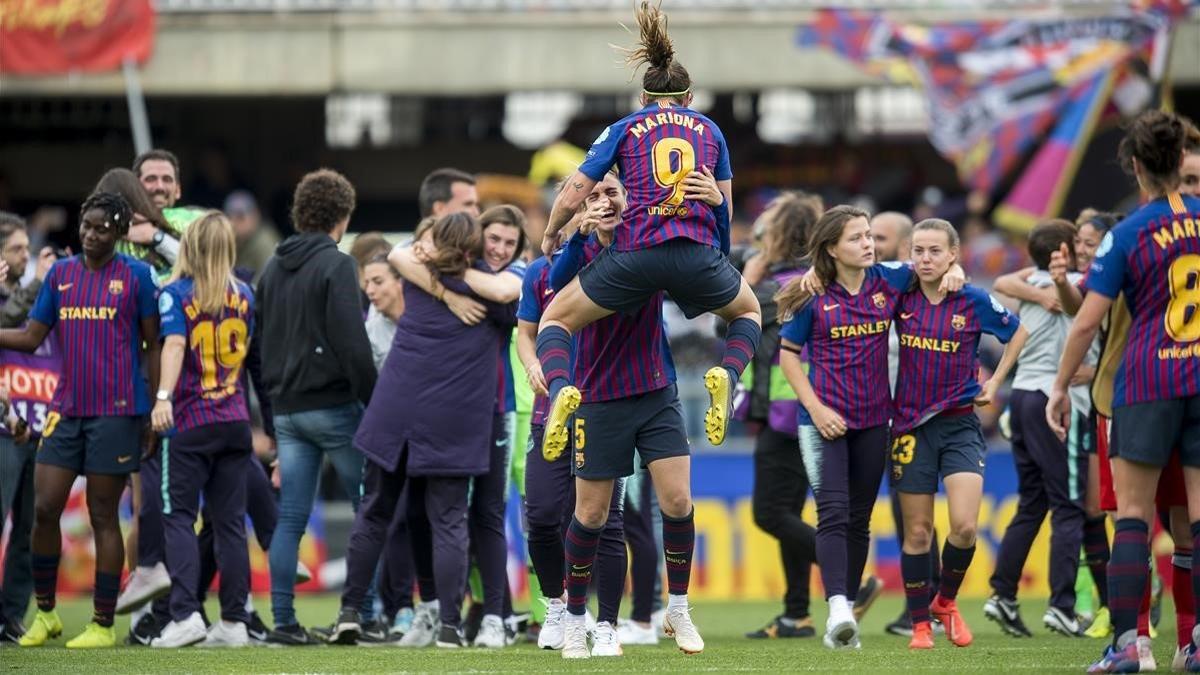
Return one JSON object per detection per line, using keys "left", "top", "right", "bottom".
{"left": 652, "top": 138, "right": 696, "bottom": 207}
{"left": 1165, "top": 254, "right": 1200, "bottom": 342}
{"left": 192, "top": 318, "right": 249, "bottom": 391}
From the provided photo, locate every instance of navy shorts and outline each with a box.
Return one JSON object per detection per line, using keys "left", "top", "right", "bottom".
{"left": 37, "top": 414, "right": 145, "bottom": 475}
{"left": 571, "top": 384, "right": 689, "bottom": 480}
{"left": 578, "top": 238, "right": 742, "bottom": 319}
{"left": 889, "top": 410, "right": 987, "bottom": 494}
{"left": 1111, "top": 395, "right": 1200, "bottom": 467}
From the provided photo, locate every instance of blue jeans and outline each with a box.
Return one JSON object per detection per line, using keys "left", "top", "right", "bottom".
{"left": 269, "top": 402, "right": 365, "bottom": 628}
{"left": 0, "top": 436, "right": 35, "bottom": 624}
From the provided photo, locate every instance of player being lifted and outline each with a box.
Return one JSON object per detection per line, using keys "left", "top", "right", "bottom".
{"left": 536, "top": 0, "right": 761, "bottom": 460}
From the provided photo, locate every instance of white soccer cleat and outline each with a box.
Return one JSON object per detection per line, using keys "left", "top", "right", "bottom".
{"left": 201, "top": 620, "right": 249, "bottom": 648}
{"left": 538, "top": 598, "right": 567, "bottom": 650}
{"left": 663, "top": 605, "right": 704, "bottom": 654}
{"left": 561, "top": 619, "right": 590, "bottom": 659}
{"left": 116, "top": 562, "right": 172, "bottom": 614}
{"left": 1137, "top": 635, "right": 1157, "bottom": 671}
{"left": 591, "top": 621, "right": 623, "bottom": 657}
{"left": 617, "top": 620, "right": 658, "bottom": 646}
{"left": 398, "top": 600, "right": 439, "bottom": 648}
{"left": 150, "top": 612, "right": 206, "bottom": 648}
{"left": 473, "top": 614, "right": 507, "bottom": 649}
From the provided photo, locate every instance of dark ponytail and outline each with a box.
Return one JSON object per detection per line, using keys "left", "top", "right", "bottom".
{"left": 621, "top": 1, "right": 691, "bottom": 99}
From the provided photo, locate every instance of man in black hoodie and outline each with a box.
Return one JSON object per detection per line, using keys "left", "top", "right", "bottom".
{"left": 256, "top": 169, "right": 376, "bottom": 645}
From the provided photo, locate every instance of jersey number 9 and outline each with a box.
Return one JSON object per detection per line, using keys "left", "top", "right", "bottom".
{"left": 652, "top": 138, "right": 696, "bottom": 208}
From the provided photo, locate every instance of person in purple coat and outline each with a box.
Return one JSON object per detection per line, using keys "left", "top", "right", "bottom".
{"left": 328, "top": 212, "right": 516, "bottom": 649}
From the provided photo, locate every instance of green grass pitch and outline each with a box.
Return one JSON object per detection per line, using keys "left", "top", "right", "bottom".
{"left": 1, "top": 594, "right": 1173, "bottom": 672}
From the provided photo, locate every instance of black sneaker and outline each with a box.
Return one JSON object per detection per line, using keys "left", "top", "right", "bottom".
{"left": 357, "top": 618, "right": 392, "bottom": 646}
{"left": 853, "top": 575, "right": 884, "bottom": 622}
{"left": 1, "top": 619, "right": 25, "bottom": 644}
{"left": 746, "top": 615, "right": 815, "bottom": 639}
{"left": 436, "top": 624, "right": 464, "bottom": 648}
{"left": 247, "top": 611, "right": 270, "bottom": 643}
{"left": 462, "top": 603, "right": 483, "bottom": 643}
{"left": 984, "top": 594, "right": 1033, "bottom": 638}
{"left": 885, "top": 611, "right": 914, "bottom": 637}
{"left": 126, "top": 613, "right": 161, "bottom": 646}
{"left": 329, "top": 608, "right": 362, "bottom": 645}
{"left": 267, "top": 623, "right": 318, "bottom": 646}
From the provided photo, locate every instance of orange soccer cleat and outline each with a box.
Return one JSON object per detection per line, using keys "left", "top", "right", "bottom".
{"left": 908, "top": 621, "right": 934, "bottom": 650}
{"left": 931, "top": 596, "right": 973, "bottom": 647}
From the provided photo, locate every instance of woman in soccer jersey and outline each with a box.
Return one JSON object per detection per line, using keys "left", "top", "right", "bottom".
{"left": 1047, "top": 110, "right": 1200, "bottom": 672}
{"left": 775, "top": 206, "right": 962, "bottom": 649}
{"left": 8, "top": 192, "right": 161, "bottom": 649}
{"left": 535, "top": 0, "right": 761, "bottom": 464}
{"left": 145, "top": 212, "right": 255, "bottom": 648}
{"left": 890, "top": 219, "right": 1026, "bottom": 650}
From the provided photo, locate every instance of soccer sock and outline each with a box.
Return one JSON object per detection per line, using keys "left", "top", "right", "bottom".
{"left": 1109, "top": 518, "right": 1150, "bottom": 646}
{"left": 1191, "top": 522, "right": 1200, "bottom": 645}
{"left": 901, "top": 551, "right": 932, "bottom": 626}
{"left": 1084, "top": 516, "right": 1111, "bottom": 607}
{"left": 1173, "top": 548, "right": 1194, "bottom": 649}
{"left": 563, "top": 517, "right": 602, "bottom": 617}
{"left": 32, "top": 554, "right": 59, "bottom": 612}
{"left": 721, "top": 317, "right": 760, "bottom": 383}
{"left": 93, "top": 571, "right": 121, "bottom": 627}
{"left": 937, "top": 541, "right": 975, "bottom": 602}
{"left": 536, "top": 325, "right": 572, "bottom": 403}
{"left": 662, "top": 508, "right": 696, "bottom": 600}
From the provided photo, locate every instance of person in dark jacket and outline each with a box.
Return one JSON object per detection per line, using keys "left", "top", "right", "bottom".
{"left": 255, "top": 169, "right": 376, "bottom": 645}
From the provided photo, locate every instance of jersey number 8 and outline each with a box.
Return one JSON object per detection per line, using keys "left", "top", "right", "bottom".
{"left": 1165, "top": 254, "right": 1200, "bottom": 342}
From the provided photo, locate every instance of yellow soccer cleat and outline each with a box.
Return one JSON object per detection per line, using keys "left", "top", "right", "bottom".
{"left": 65, "top": 622, "right": 116, "bottom": 649}
{"left": 703, "top": 367, "right": 732, "bottom": 446}
{"left": 542, "top": 386, "right": 581, "bottom": 461}
{"left": 1083, "top": 606, "right": 1111, "bottom": 639}
{"left": 18, "top": 609, "right": 63, "bottom": 647}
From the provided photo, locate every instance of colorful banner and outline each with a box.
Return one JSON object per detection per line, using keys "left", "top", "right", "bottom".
{"left": 0, "top": 0, "right": 155, "bottom": 75}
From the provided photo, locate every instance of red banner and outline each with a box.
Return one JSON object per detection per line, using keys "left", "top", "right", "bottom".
{"left": 0, "top": 0, "right": 155, "bottom": 75}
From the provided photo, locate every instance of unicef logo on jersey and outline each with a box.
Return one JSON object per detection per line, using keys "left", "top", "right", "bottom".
{"left": 1095, "top": 232, "right": 1115, "bottom": 259}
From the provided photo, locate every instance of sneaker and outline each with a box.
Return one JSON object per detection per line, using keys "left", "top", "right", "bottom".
{"left": 745, "top": 615, "right": 815, "bottom": 639}
{"left": 18, "top": 610, "right": 63, "bottom": 647}
{"left": 357, "top": 619, "right": 391, "bottom": 646}
{"left": 398, "top": 601, "right": 439, "bottom": 648}
{"left": 591, "top": 621, "right": 622, "bottom": 657}
{"left": 390, "top": 607, "right": 414, "bottom": 639}
{"left": 1044, "top": 606, "right": 1083, "bottom": 637}
{"left": 1, "top": 619, "right": 25, "bottom": 644}
{"left": 473, "top": 614, "right": 506, "bottom": 649}
{"left": 266, "top": 623, "right": 317, "bottom": 646}
{"left": 930, "top": 596, "right": 973, "bottom": 647}
{"left": 664, "top": 605, "right": 704, "bottom": 654}
{"left": 125, "top": 612, "right": 161, "bottom": 646}
{"left": 538, "top": 598, "right": 567, "bottom": 650}
{"left": 909, "top": 621, "right": 934, "bottom": 650}
{"left": 503, "top": 613, "right": 527, "bottom": 646}
{"left": 703, "top": 367, "right": 732, "bottom": 445}
{"left": 246, "top": 611, "right": 270, "bottom": 643}
{"left": 1088, "top": 643, "right": 1141, "bottom": 673}
{"left": 435, "top": 624, "right": 463, "bottom": 649}
{"left": 65, "top": 622, "right": 116, "bottom": 649}
{"left": 984, "top": 595, "right": 1033, "bottom": 638}
{"left": 822, "top": 615, "right": 859, "bottom": 650}
{"left": 561, "top": 619, "right": 589, "bottom": 659}
{"left": 618, "top": 620, "right": 659, "bottom": 645}
{"left": 152, "top": 612, "right": 208, "bottom": 648}
{"left": 201, "top": 620, "right": 249, "bottom": 648}
{"left": 542, "top": 386, "right": 581, "bottom": 461}
{"left": 327, "top": 608, "right": 361, "bottom": 645}
{"left": 1182, "top": 643, "right": 1200, "bottom": 672}
{"left": 852, "top": 576, "right": 884, "bottom": 622}
{"left": 1082, "top": 607, "right": 1112, "bottom": 640}
{"left": 295, "top": 561, "right": 313, "bottom": 585}
{"left": 1136, "top": 635, "right": 1157, "bottom": 671}
{"left": 116, "top": 563, "right": 172, "bottom": 615}
{"left": 885, "top": 611, "right": 914, "bottom": 637}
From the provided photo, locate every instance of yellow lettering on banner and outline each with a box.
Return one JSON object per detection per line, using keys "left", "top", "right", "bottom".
{"left": 689, "top": 499, "right": 733, "bottom": 601}
{"left": 0, "top": 0, "right": 110, "bottom": 37}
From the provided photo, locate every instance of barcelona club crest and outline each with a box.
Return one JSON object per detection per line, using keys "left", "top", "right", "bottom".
{"left": 951, "top": 314, "right": 966, "bottom": 331}
{"left": 108, "top": 279, "right": 124, "bottom": 295}
{"left": 872, "top": 292, "right": 886, "bottom": 309}
{"left": 575, "top": 449, "right": 586, "bottom": 470}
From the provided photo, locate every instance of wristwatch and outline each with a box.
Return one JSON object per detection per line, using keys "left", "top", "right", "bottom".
{"left": 151, "top": 230, "right": 165, "bottom": 247}
{"left": 155, "top": 389, "right": 172, "bottom": 402}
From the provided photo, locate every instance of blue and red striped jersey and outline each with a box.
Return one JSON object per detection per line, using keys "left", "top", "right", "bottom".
{"left": 779, "top": 263, "right": 913, "bottom": 429}
{"left": 892, "top": 285, "right": 1018, "bottom": 434}
{"left": 158, "top": 277, "right": 255, "bottom": 432}
{"left": 579, "top": 102, "right": 732, "bottom": 252}
{"left": 30, "top": 254, "right": 157, "bottom": 417}
{"left": 517, "top": 256, "right": 555, "bottom": 426}
{"left": 1087, "top": 192, "right": 1200, "bottom": 407}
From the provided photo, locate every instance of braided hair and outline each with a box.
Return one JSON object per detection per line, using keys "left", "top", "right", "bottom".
{"left": 80, "top": 191, "right": 133, "bottom": 236}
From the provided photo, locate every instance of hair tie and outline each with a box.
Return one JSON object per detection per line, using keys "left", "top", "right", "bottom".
{"left": 643, "top": 88, "right": 690, "bottom": 97}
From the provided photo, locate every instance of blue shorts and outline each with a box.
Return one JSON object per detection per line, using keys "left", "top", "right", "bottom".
{"left": 578, "top": 239, "right": 742, "bottom": 319}
{"left": 889, "top": 410, "right": 986, "bottom": 494}
{"left": 37, "top": 414, "right": 145, "bottom": 475}
{"left": 1111, "top": 395, "right": 1200, "bottom": 467}
{"left": 571, "top": 384, "right": 689, "bottom": 480}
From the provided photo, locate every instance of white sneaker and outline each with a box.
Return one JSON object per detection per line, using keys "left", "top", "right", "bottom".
{"left": 652, "top": 608, "right": 667, "bottom": 637}
{"left": 561, "top": 618, "right": 590, "bottom": 659}
{"left": 295, "top": 561, "right": 313, "bottom": 584}
{"left": 591, "top": 621, "right": 622, "bottom": 657}
{"left": 398, "top": 601, "right": 439, "bottom": 648}
{"left": 823, "top": 613, "right": 859, "bottom": 650}
{"left": 1173, "top": 644, "right": 1187, "bottom": 672}
{"left": 663, "top": 605, "right": 704, "bottom": 654}
{"left": 151, "top": 612, "right": 207, "bottom": 648}
{"left": 116, "top": 562, "right": 172, "bottom": 614}
{"left": 201, "top": 620, "right": 249, "bottom": 648}
{"left": 473, "top": 614, "right": 506, "bottom": 649}
{"left": 585, "top": 609, "right": 597, "bottom": 636}
{"left": 617, "top": 620, "right": 658, "bottom": 646}
{"left": 1137, "top": 635, "right": 1157, "bottom": 671}
{"left": 538, "top": 598, "right": 567, "bottom": 650}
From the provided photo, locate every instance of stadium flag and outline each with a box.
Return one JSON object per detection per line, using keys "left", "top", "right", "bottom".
{"left": 0, "top": 0, "right": 155, "bottom": 75}
{"left": 797, "top": 3, "right": 1189, "bottom": 200}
